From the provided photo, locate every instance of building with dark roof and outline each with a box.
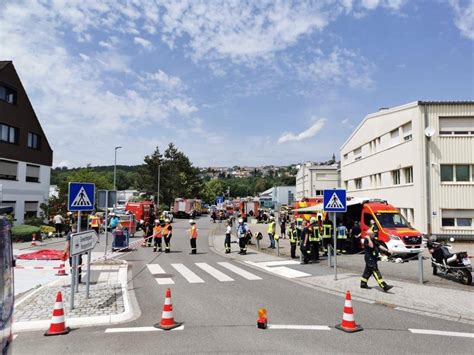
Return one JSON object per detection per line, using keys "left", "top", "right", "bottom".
{"left": 0, "top": 61, "right": 53, "bottom": 224}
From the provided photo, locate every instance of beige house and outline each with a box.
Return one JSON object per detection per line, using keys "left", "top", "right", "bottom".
{"left": 295, "top": 163, "right": 339, "bottom": 200}
{"left": 340, "top": 101, "right": 474, "bottom": 239}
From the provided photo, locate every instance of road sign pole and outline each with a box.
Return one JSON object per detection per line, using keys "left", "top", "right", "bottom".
{"left": 104, "top": 192, "right": 109, "bottom": 259}
{"left": 75, "top": 211, "right": 81, "bottom": 293}
{"left": 86, "top": 251, "right": 92, "bottom": 298}
{"left": 333, "top": 212, "right": 337, "bottom": 281}
{"left": 70, "top": 256, "right": 75, "bottom": 310}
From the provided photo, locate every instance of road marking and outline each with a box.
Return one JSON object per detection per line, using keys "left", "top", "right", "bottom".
{"left": 245, "top": 261, "right": 311, "bottom": 279}
{"left": 217, "top": 262, "right": 262, "bottom": 280}
{"left": 195, "top": 263, "right": 234, "bottom": 282}
{"left": 171, "top": 263, "right": 204, "bottom": 283}
{"left": 147, "top": 264, "right": 174, "bottom": 285}
{"left": 258, "top": 260, "right": 301, "bottom": 267}
{"left": 267, "top": 325, "right": 331, "bottom": 330}
{"left": 409, "top": 329, "right": 474, "bottom": 338}
{"left": 105, "top": 325, "right": 184, "bottom": 333}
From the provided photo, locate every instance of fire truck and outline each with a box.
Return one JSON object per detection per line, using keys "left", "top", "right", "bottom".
{"left": 125, "top": 201, "right": 155, "bottom": 230}
{"left": 173, "top": 198, "right": 195, "bottom": 218}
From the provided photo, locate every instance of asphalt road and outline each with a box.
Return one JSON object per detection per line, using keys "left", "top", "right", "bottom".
{"left": 13, "top": 218, "right": 474, "bottom": 354}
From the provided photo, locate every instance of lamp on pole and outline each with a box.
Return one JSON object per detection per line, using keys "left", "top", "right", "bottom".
{"left": 157, "top": 163, "right": 161, "bottom": 207}
{"left": 113, "top": 146, "right": 122, "bottom": 190}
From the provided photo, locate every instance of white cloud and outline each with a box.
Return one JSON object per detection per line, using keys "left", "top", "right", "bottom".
{"left": 133, "top": 36, "right": 153, "bottom": 49}
{"left": 278, "top": 119, "right": 327, "bottom": 144}
{"left": 147, "top": 70, "right": 183, "bottom": 89}
{"left": 449, "top": 0, "right": 474, "bottom": 40}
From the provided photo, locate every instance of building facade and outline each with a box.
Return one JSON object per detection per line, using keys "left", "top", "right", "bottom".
{"left": 295, "top": 163, "right": 339, "bottom": 200}
{"left": 259, "top": 186, "right": 296, "bottom": 209}
{"left": 341, "top": 101, "right": 474, "bottom": 239}
{"left": 0, "top": 61, "right": 53, "bottom": 224}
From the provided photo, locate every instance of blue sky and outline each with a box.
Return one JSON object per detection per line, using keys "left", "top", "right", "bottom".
{"left": 1, "top": 0, "right": 473, "bottom": 167}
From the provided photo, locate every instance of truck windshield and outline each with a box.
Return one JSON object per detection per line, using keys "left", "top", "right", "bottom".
{"left": 375, "top": 212, "right": 410, "bottom": 228}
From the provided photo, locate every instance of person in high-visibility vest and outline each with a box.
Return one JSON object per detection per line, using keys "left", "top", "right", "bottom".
{"left": 225, "top": 221, "right": 232, "bottom": 253}
{"left": 237, "top": 218, "right": 248, "bottom": 255}
{"left": 153, "top": 220, "right": 163, "bottom": 252}
{"left": 322, "top": 216, "right": 333, "bottom": 256}
{"left": 163, "top": 219, "right": 173, "bottom": 253}
{"left": 89, "top": 213, "right": 100, "bottom": 234}
{"left": 267, "top": 216, "right": 276, "bottom": 249}
{"left": 336, "top": 223, "right": 348, "bottom": 254}
{"left": 361, "top": 229, "right": 393, "bottom": 292}
{"left": 287, "top": 221, "right": 298, "bottom": 259}
{"left": 308, "top": 217, "right": 319, "bottom": 262}
{"left": 188, "top": 219, "right": 198, "bottom": 254}
{"left": 300, "top": 221, "right": 310, "bottom": 264}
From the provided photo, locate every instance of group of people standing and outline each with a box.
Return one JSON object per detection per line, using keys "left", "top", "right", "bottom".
{"left": 142, "top": 218, "right": 199, "bottom": 254}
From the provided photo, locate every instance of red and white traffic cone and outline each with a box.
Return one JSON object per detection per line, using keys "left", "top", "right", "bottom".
{"left": 55, "top": 263, "right": 68, "bottom": 276}
{"left": 335, "top": 290, "right": 363, "bottom": 333}
{"left": 154, "top": 288, "right": 182, "bottom": 330}
{"left": 44, "top": 291, "right": 70, "bottom": 336}
{"left": 31, "top": 233, "right": 38, "bottom": 246}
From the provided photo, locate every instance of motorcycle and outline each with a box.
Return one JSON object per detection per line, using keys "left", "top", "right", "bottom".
{"left": 427, "top": 241, "right": 472, "bottom": 285}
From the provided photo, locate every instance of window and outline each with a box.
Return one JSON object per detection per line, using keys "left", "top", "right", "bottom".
{"left": 403, "top": 166, "right": 413, "bottom": 183}
{"left": 355, "top": 178, "right": 362, "bottom": 189}
{"left": 390, "top": 128, "right": 399, "bottom": 143}
{"left": 442, "top": 209, "right": 474, "bottom": 228}
{"left": 439, "top": 117, "right": 474, "bottom": 135}
{"left": 0, "top": 160, "right": 17, "bottom": 180}
{"left": 26, "top": 164, "right": 40, "bottom": 183}
{"left": 441, "top": 165, "right": 454, "bottom": 181}
{"left": 441, "top": 218, "right": 455, "bottom": 227}
{"left": 24, "top": 201, "right": 38, "bottom": 219}
{"left": 0, "top": 124, "right": 18, "bottom": 144}
{"left": 0, "top": 85, "right": 17, "bottom": 104}
{"left": 392, "top": 169, "right": 401, "bottom": 185}
{"left": 457, "top": 218, "right": 472, "bottom": 227}
{"left": 456, "top": 165, "right": 470, "bottom": 182}
{"left": 315, "top": 190, "right": 323, "bottom": 196}
{"left": 1, "top": 201, "right": 15, "bottom": 218}
{"left": 402, "top": 121, "right": 412, "bottom": 141}
{"left": 363, "top": 213, "right": 372, "bottom": 227}
{"left": 353, "top": 147, "right": 362, "bottom": 160}
{"left": 27, "top": 132, "right": 41, "bottom": 149}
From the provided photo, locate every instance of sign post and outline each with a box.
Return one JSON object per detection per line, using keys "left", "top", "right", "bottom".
{"left": 323, "top": 189, "right": 347, "bottom": 281}
{"left": 98, "top": 190, "right": 117, "bottom": 259}
{"left": 68, "top": 182, "right": 95, "bottom": 309}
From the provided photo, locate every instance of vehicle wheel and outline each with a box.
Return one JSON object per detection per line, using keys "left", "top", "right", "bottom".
{"left": 459, "top": 269, "right": 472, "bottom": 285}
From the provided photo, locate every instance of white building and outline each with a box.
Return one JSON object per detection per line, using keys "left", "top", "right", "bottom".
{"left": 0, "top": 61, "right": 53, "bottom": 224}
{"left": 295, "top": 163, "right": 339, "bottom": 200}
{"left": 259, "top": 186, "right": 296, "bottom": 208}
{"left": 341, "top": 101, "right": 474, "bottom": 239}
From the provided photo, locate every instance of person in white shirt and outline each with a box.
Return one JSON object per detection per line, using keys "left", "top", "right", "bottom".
{"left": 225, "top": 221, "right": 232, "bottom": 254}
{"left": 53, "top": 212, "right": 64, "bottom": 238}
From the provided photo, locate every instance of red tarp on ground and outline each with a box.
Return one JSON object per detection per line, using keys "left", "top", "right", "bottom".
{"left": 17, "top": 249, "right": 65, "bottom": 260}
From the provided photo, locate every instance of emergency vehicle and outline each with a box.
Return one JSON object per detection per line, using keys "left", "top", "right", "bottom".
{"left": 295, "top": 197, "right": 423, "bottom": 255}
{"left": 292, "top": 197, "right": 324, "bottom": 222}
{"left": 125, "top": 201, "right": 155, "bottom": 230}
{"left": 173, "top": 198, "right": 195, "bottom": 218}
{"left": 239, "top": 200, "right": 260, "bottom": 221}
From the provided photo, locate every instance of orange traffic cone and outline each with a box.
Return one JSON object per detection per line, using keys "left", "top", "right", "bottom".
{"left": 257, "top": 308, "right": 267, "bottom": 329}
{"left": 44, "top": 291, "right": 70, "bottom": 336}
{"left": 31, "top": 233, "right": 37, "bottom": 246}
{"left": 154, "top": 288, "right": 182, "bottom": 330}
{"left": 335, "top": 290, "right": 363, "bottom": 333}
{"left": 55, "top": 263, "right": 68, "bottom": 276}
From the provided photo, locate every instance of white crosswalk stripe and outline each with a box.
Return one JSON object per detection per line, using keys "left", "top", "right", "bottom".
{"left": 147, "top": 264, "right": 174, "bottom": 285}
{"left": 217, "top": 262, "right": 262, "bottom": 280}
{"left": 171, "top": 263, "right": 205, "bottom": 283}
{"left": 195, "top": 263, "right": 234, "bottom": 282}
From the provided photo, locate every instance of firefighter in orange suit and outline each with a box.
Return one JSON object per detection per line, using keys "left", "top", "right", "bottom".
{"left": 153, "top": 220, "right": 163, "bottom": 252}
{"left": 163, "top": 219, "right": 173, "bottom": 253}
{"left": 188, "top": 219, "right": 198, "bottom": 254}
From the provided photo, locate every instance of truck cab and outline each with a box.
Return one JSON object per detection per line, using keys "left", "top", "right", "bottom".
{"left": 346, "top": 199, "right": 423, "bottom": 255}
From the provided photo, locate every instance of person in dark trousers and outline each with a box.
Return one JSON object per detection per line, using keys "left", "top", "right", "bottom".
{"left": 349, "top": 221, "right": 361, "bottom": 253}
{"left": 153, "top": 220, "right": 163, "bottom": 252}
{"left": 287, "top": 221, "right": 298, "bottom": 259}
{"left": 64, "top": 225, "right": 82, "bottom": 283}
{"left": 360, "top": 229, "right": 393, "bottom": 292}
{"left": 188, "top": 219, "right": 198, "bottom": 254}
{"left": 225, "top": 221, "right": 232, "bottom": 253}
{"left": 145, "top": 221, "right": 154, "bottom": 247}
{"left": 163, "top": 219, "right": 173, "bottom": 253}
{"left": 237, "top": 218, "right": 248, "bottom": 255}
{"left": 280, "top": 216, "right": 286, "bottom": 239}
{"left": 300, "top": 221, "right": 310, "bottom": 264}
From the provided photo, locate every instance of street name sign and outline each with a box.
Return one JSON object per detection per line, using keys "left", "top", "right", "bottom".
{"left": 68, "top": 182, "right": 95, "bottom": 211}
{"left": 70, "top": 230, "right": 98, "bottom": 256}
{"left": 323, "top": 189, "right": 347, "bottom": 212}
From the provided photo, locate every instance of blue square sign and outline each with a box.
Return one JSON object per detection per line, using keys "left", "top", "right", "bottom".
{"left": 68, "top": 182, "right": 95, "bottom": 211}
{"left": 323, "top": 189, "right": 347, "bottom": 212}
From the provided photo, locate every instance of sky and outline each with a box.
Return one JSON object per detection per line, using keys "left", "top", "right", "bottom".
{"left": 1, "top": 0, "right": 473, "bottom": 168}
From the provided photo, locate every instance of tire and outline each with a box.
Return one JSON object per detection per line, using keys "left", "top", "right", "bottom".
{"left": 459, "top": 269, "right": 472, "bottom": 285}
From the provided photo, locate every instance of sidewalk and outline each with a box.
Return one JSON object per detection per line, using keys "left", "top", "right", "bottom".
{"left": 209, "top": 223, "right": 474, "bottom": 325}
{"left": 13, "top": 259, "right": 136, "bottom": 332}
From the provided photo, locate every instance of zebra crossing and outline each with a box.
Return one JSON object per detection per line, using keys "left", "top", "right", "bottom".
{"left": 146, "top": 261, "right": 262, "bottom": 285}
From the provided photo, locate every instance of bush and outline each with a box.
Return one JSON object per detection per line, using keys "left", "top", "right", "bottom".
{"left": 40, "top": 225, "right": 56, "bottom": 234}
{"left": 11, "top": 225, "right": 41, "bottom": 242}
{"left": 23, "top": 217, "right": 45, "bottom": 226}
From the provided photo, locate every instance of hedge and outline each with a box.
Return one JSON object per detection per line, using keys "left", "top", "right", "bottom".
{"left": 11, "top": 225, "right": 41, "bottom": 242}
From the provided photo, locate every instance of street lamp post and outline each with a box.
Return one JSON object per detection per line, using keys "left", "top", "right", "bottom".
{"left": 113, "top": 146, "right": 122, "bottom": 190}
{"left": 157, "top": 163, "right": 161, "bottom": 207}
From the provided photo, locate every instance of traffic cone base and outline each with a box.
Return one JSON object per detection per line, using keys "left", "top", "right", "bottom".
{"left": 55, "top": 263, "right": 68, "bottom": 276}
{"left": 335, "top": 290, "right": 363, "bottom": 333}
{"left": 154, "top": 321, "right": 182, "bottom": 330}
{"left": 44, "top": 291, "right": 70, "bottom": 336}
{"left": 154, "top": 288, "right": 181, "bottom": 331}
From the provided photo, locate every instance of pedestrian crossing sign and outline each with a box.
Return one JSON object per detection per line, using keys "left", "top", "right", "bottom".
{"left": 68, "top": 182, "right": 95, "bottom": 211}
{"left": 323, "top": 189, "right": 347, "bottom": 212}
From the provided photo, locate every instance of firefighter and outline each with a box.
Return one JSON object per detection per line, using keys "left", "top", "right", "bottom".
{"left": 336, "top": 222, "right": 348, "bottom": 254}
{"left": 188, "top": 219, "right": 198, "bottom": 254}
{"left": 144, "top": 220, "right": 154, "bottom": 247}
{"left": 308, "top": 217, "right": 319, "bottom": 262}
{"left": 267, "top": 216, "right": 276, "bottom": 249}
{"left": 300, "top": 221, "right": 310, "bottom": 264}
{"left": 163, "top": 219, "right": 172, "bottom": 253}
{"left": 322, "top": 216, "right": 333, "bottom": 255}
{"left": 153, "top": 220, "right": 163, "bottom": 252}
{"left": 369, "top": 219, "right": 379, "bottom": 236}
{"left": 88, "top": 213, "right": 100, "bottom": 234}
{"left": 287, "top": 221, "right": 298, "bottom": 259}
{"left": 361, "top": 229, "right": 393, "bottom": 292}
{"left": 224, "top": 221, "right": 232, "bottom": 253}
{"left": 237, "top": 218, "right": 248, "bottom": 255}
